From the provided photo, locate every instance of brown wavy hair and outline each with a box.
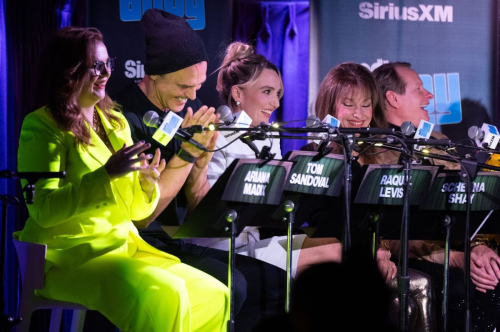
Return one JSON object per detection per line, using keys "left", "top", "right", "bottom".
{"left": 37, "top": 26, "right": 123, "bottom": 147}
{"left": 315, "top": 62, "right": 387, "bottom": 129}
{"left": 315, "top": 62, "right": 389, "bottom": 164}
{"left": 216, "top": 41, "right": 283, "bottom": 110}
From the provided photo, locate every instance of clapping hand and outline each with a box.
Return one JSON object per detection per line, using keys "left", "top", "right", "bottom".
{"left": 105, "top": 141, "right": 154, "bottom": 179}
{"left": 138, "top": 148, "right": 166, "bottom": 193}
{"left": 181, "top": 106, "right": 219, "bottom": 157}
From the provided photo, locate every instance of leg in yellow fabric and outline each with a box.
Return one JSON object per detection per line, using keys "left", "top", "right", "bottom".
{"left": 134, "top": 251, "right": 230, "bottom": 332}
{"left": 39, "top": 251, "right": 228, "bottom": 332}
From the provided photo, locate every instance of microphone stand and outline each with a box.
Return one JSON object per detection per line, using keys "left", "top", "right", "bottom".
{"left": 373, "top": 141, "right": 500, "bottom": 332}
{"left": 396, "top": 141, "right": 414, "bottom": 332}
{"left": 196, "top": 123, "right": 396, "bottom": 136}
{"left": 456, "top": 158, "right": 479, "bottom": 332}
{"left": 338, "top": 131, "right": 354, "bottom": 260}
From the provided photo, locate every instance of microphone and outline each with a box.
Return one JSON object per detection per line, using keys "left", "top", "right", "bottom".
{"left": 400, "top": 120, "right": 434, "bottom": 150}
{"left": 143, "top": 110, "right": 207, "bottom": 151}
{"left": 216, "top": 105, "right": 235, "bottom": 126}
{"left": 322, "top": 114, "right": 340, "bottom": 128}
{"left": 413, "top": 119, "right": 434, "bottom": 151}
{"left": 217, "top": 110, "right": 253, "bottom": 146}
{"left": 400, "top": 121, "right": 416, "bottom": 137}
{"left": 305, "top": 115, "right": 322, "bottom": 128}
{"left": 468, "top": 123, "right": 500, "bottom": 149}
{"left": 239, "top": 135, "right": 261, "bottom": 159}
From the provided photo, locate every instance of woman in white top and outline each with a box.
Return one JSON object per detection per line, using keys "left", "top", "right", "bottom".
{"left": 187, "top": 41, "right": 341, "bottom": 278}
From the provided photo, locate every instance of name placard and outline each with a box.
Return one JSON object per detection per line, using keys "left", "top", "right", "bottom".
{"left": 222, "top": 159, "right": 292, "bottom": 205}
{"left": 284, "top": 151, "right": 344, "bottom": 197}
{"left": 421, "top": 171, "right": 500, "bottom": 211}
{"left": 354, "top": 165, "right": 439, "bottom": 206}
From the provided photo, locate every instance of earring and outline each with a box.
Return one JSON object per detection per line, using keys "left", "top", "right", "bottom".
{"left": 236, "top": 101, "right": 241, "bottom": 106}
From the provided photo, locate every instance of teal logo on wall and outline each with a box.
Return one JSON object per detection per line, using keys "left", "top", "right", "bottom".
{"left": 119, "top": 0, "right": 206, "bottom": 29}
{"left": 421, "top": 73, "right": 461, "bottom": 125}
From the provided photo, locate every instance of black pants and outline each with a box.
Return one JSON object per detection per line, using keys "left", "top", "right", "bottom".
{"left": 409, "top": 259, "right": 500, "bottom": 332}
{"left": 139, "top": 221, "right": 287, "bottom": 332}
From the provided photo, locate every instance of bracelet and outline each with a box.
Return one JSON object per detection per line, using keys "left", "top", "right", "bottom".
{"left": 177, "top": 148, "right": 196, "bottom": 163}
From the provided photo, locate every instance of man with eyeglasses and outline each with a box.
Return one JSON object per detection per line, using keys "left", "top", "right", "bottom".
{"left": 112, "top": 8, "right": 287, "bottom": 332}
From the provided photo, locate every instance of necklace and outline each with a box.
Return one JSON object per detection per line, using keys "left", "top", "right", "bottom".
{"left": 92, "top": 108, "right": 114, "bottom": 152}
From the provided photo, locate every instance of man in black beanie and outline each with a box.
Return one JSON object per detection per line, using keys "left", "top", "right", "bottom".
{"left": 113, "top": 8, "right": 286, "bottom": 332}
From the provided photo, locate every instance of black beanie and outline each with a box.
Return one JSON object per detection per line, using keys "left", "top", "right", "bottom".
{"left": 141, "top": 8, "right": 208, "bottom": 75}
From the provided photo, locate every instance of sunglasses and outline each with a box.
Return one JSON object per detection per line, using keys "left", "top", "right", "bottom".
{"left": 92, "top": 57, "right": 115, "bottom": 76}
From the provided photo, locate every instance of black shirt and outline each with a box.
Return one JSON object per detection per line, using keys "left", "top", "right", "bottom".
{"left": 112, "top": 83, "right": 203, "bottom": 226}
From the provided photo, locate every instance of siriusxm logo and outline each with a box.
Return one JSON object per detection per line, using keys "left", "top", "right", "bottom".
{"left": 488, "top": 124, "right": 499, "bottom": 135}
{"left": 119, "top": 0, "right": 205, "bottom": 29}
{"left": 162, "top": 114, "right": 180, "bottom": 135}
{"left": 323, "top": 115, "right": 340, "bottom": 128}
{"left": 418, "top": 122, "right": 432, "bottom": 137}
{"left": 359, "top": 2, "right": 453, "bottom": 22}
{"left": 124, "top": 60, "right": 145, "bottom": 79}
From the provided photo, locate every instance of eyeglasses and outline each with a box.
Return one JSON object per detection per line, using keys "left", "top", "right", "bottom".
{"left": 92, "top": 57, "right": 115, "bottom": 76}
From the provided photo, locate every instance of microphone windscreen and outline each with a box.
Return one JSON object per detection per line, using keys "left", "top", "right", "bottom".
{"left": 468, "top": 126, "right": 481, "bottom": 140}
{"left": 216, "top": 105, "right": 234, "bottom": 125}
{"left": 400, "top": 121, "right": 416, "bottom": 137}
{"left": 143, "top": 110, "right": 160, "bottom": 128}
{"left": 306, "top": 115, "right": 321, "bottom": 127}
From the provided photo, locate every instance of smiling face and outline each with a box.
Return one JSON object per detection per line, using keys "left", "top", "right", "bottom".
{"left": 235, "top": 68, "right": 283, "bottom": 126}
{"left": 150, "top": 61, "right": 207, "bottom": 112}
{"left": 393, "top": 66, "right": 434, "bottom": 126}
{"left": 336, "top": 88, "right": 373, "bottom": 128}
{"left": 77, "top": 41, "right": 110, "bottom": 109}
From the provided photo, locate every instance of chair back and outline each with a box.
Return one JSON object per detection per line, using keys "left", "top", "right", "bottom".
{"left": 13, "top": 238, "right": 46, "bottom": 290}
{"left": 11, "top": 236, "right": 89, "bottom": 332}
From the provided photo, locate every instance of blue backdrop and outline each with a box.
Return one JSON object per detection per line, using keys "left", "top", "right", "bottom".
{"left": 235, "top": 0, "right": 310, "bottom": 153}
{"left": 311, "top": 0, "right": 499, "bottom": 143}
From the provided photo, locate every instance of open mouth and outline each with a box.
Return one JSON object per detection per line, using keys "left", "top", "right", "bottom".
{"left": 261, "top": 109, "right": 273, "bottom": 117}
{"left": 347, "top": 120, "right": 365, "bottom": 127}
